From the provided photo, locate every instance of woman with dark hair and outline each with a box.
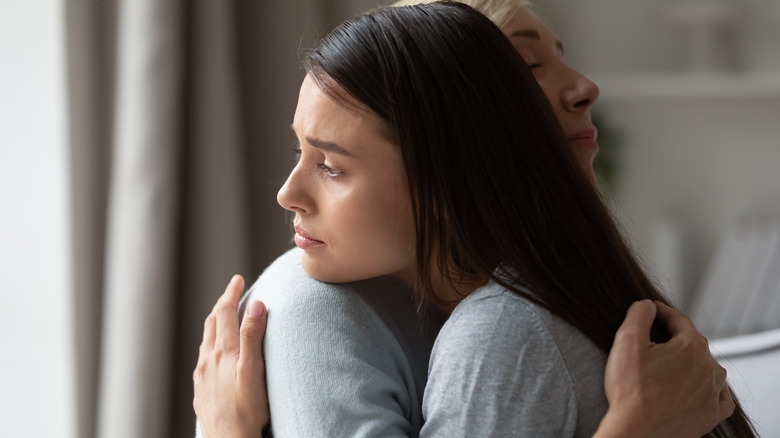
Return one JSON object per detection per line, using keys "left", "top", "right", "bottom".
{"left": 194, "top": 2, "right": 751, "bottom": 437}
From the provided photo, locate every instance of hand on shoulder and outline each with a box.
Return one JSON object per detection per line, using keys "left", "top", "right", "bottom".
{"left": 596, "top": 300, "right": 734, "bottom": 438}
{"left": 193, "top": 275, "right": 269, "bottom": 438}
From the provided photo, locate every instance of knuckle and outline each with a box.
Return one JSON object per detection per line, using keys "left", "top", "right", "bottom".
{"left": 240, "top": 322, "right": 260, "bottom": 341}
{"left": 212, "top": 347, "right": 224, "bottom": 363}
{"left": 192, "top": 365, "right": 204, "bottom": 383}
{"left": 193, "top": 395, "right": 203, "bottom": 415}
{"left": 211, "top": 345, "right": 236, "bottom": 364}
{"left": 612, "top": 327, "right": 636, "bottom": 345}
{"left": 203, "top": 313, "right": 216, "bottom": 330}
{"left": 715, "top": 362, "right": 727, "bottom": 380}
{"left": 680, "top": 332, "right": 708, "bottom": 356}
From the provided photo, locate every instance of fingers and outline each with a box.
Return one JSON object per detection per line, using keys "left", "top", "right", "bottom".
{"left": 241, "top": 300, "right": 267, "bottom": 353}
{"left": 713, "top": 361, "right": 735, "bottom": 420}
{"left": 615, "top": 300, "right": 657, "bottom": 344}
{"left": 201, "top": 309, "right": 217, "bottom": 352}
{"left": 238, "top": 300, "right": 268, "bottom": 380}
{"left": 654, "top": 300, "right": 696, "bottom": 336}
{"left": 215, "top": 275, "right": 245, "bottom": 352}
{"left": 714, "top": 360, "right": 727, "bottom": 391}
{"left": 719, "top": 384, "right": 736, "bottom": 419}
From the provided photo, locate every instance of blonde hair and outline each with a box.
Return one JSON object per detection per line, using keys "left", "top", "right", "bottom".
{"left": 391, "top": 0, "right": 531, "bottom": 28}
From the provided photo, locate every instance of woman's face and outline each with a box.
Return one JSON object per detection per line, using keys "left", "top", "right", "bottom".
{"left": 277, "top": 75, "right": 417, "bottom": 285}
{"left": 502, "top": 9, "right": 601, "bottom": 180}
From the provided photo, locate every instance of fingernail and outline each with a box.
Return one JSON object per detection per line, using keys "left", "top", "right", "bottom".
{"left": 230, "top": 274, "right": 240, "bottom": 283}
{"left": 247, "top": 300, "right": 265, "bottom": 317}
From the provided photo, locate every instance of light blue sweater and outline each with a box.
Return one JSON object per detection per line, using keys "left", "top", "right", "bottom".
{"left": 196, "top": 247, "right": 443, "bottom": 437}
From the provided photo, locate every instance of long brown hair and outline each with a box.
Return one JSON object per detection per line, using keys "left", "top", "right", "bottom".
{"left": 304, "top": 2, "right": 755, "bottom": 436}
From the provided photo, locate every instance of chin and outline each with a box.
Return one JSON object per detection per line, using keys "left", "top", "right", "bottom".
{"left": 300, "top": 255, "right": 353, "bottom": 284}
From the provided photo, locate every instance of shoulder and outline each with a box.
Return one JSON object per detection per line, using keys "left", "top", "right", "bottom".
{"left": 244, "top": 248, "right": 439, "bottom": 437}
{"left": 439, "top": 282, "right": 602, "bottom": 362}
{"left": 436, "top": 283, "right": 555, "bottom": 353}
{"left": 439, "top": 282, "right": 607, "bottom": 395}
{"left": 422, "top": 281, "right": 608, "bottom": 437}
{"left": 243, "top": 248, "right": 427, "bottom": 354}
{"left": 245, "top": 248, "right": 418, "bottom": 326}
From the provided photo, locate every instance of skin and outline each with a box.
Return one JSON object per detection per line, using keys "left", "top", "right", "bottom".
{"left": 193, "top": 8, "right": 736, "bottom": 438}
{"left": 600, "top": 301, "right": 734, "bottom": 438}
{"left": 277, "top": 76, "right": 417, "bottom": 285}
{"left": 193, "top": 276, "right": 269, "bottom": 438}
{"left": 502, "top": 9, "right": 601, "bottom": 180}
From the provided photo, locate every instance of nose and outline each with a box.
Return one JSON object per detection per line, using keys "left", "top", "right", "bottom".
{"left": 561, "top": 65, "right": 600, "bottom": 113}
{"left": 277, "top": 163, "right": 313, "bottom": 215}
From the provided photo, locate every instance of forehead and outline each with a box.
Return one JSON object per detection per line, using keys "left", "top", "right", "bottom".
{"left": 500, "top": 8, "right": 558, "bottom": 45}
{"left": 293, "top": 75, "right": 386, "bottom": 143}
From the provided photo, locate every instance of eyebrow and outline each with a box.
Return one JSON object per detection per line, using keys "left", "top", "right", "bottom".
{"left": 290, "top": 125, "right": 355, "bottom": 156}
{"left": 507, "top": 29, "right": 565, "bottom": 53}
{"left": 306, "top": 136, "right": 354, "bottom": 156}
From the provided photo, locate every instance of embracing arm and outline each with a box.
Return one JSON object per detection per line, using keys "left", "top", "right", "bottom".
{"left": 595, "top": 300, "right": 735, "bottom": 438}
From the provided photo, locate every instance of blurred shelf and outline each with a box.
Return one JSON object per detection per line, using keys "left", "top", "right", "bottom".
{"left": 589, "top": 72, "right": 780, "bottom": 102}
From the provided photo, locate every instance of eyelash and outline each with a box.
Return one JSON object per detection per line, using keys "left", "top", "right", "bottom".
{"left": 317, "top": 163, "right": 342, "bottom": 177}
{"left": 291, "top": 145, "right": 343, "bottom": 178}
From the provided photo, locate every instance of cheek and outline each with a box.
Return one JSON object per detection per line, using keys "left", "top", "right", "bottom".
{"left": 347, "top": 184, "right": 414, "bottom": 251}
{"left": 332, "top": 179, "right": 416, "bottom": 277}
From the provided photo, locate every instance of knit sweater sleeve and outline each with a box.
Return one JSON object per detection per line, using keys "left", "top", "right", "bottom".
{"left": 196, "top": 247, "right": 439, "bottom": 438}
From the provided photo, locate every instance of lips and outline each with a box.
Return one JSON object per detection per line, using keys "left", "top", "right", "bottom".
{"left": 568, "top": 128, "right": 598, "bottom": 143}
{"left": 568, "top": 128, "right": 599, "bottom": 151}
{"left": 293, "top": 225, "right": 325, "bottom": 249}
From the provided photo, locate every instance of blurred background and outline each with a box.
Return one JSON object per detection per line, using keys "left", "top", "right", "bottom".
{"left": 1, "top": 0, "right": 778, "bottom": 437}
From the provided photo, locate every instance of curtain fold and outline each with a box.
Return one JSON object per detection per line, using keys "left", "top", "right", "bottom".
{"left": 65, "top": 1, "right": 116, "bottom": 438}
{"left": 65, "top": 0, "right": 332, "bottom": 436}
{"left": 169, "top": 0, "right": 253, "bottom": 433}
{"left": 96, "top": 0, "right": 184, "bottom": 436}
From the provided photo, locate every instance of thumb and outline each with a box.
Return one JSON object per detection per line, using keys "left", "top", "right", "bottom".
{"left": 240, "top": 300, "right": 268, "bottom": 363}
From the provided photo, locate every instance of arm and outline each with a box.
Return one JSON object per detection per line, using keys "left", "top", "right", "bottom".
{"left": 595, "top": 300, "right": 735, "bottom": 438}
{"left": 194, "top": 248, "right": 439, "bottom": 438}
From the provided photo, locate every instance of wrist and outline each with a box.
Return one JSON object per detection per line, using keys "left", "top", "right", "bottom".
{"left": 595, "top": 407, "right": 653, "bottom": 438}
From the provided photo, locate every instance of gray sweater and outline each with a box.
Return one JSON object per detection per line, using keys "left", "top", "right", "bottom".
{"left": 421, "top": 281, "right": 609, "bottom": 437}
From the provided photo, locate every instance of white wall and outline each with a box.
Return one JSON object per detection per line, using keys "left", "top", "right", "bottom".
{"left": 534, "top": 0, "right": 780, "bottom": 310}
{"left": 602, "top": 97, "right": 780, "bottom": 305}
{"left": 537, "top": 0, "right": 780, "bottom": 73}
{"left": 0, "top": 1, "right": 75, "bottom": 437}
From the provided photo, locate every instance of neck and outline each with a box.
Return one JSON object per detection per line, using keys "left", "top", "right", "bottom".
{"left": 431, "top": 272, "right": 489, "bottom": 315}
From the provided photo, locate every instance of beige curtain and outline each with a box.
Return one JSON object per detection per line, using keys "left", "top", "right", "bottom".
{"left": 65, "top": 0, "right": 328, "bottom": 437}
